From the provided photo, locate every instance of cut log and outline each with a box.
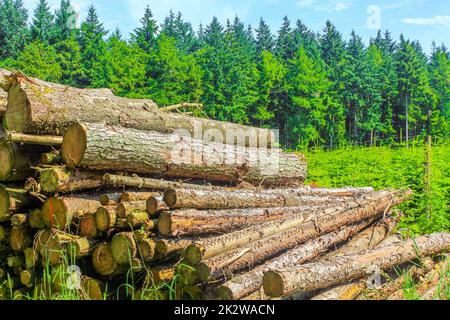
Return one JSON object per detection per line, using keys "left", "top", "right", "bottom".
{"left": 99, "top": 193, "right": 122, "bottom": 206}
{"left": 39, "top": 166, "right": 104, "bottom": 193}
{"left": 0, "top": 88, "right": 6, "bottom": 118}
{"left": 20, "top": 269, "right": 35, "bottom": 288}
{"left": 40, "top": 151, "right": 62, "bottom": 165}
{"left": 5, "top": 132, "right": 63, "bottom": 146}
{"left": 4, "top": 74, "right": 274, "bottom": 147}
{"left": 0, "top": 141, "right": 42, "bottom": 182}
{"left": 155, "top": 238, "right": 198, "bottom": 258}
{"left": 82, "top": 277, "right": 104, "bottom": 300}
{"left": 41, "top": 195, "right": 101, "bottom": 230}
{"left": 126, "top": 210, "right": 151, "bottom": 228}
{"left": 78, "top": 212, "right": 102, "bottom": 239}
{"left": 184, "top": 190, "right": 408, "bottom": 265}
{"left": 29, "top": 208, "right": 45, "bottom": 229}
{"left": 120, "top": 191, "right": 159, "bottom": 203}
{"left": 95, "top": 206, "right": 118, "bottom": 232}
{"left": 138, "top": 238, "right": 156, "bottom": 262}
{"left": 262, "top": 232, "right": 450, "bottom": 298}
{"left": 92, "top": 242, "right": 128, "bottom": 276}
{"left": 0, "top": 186, "right": 35, "bottom": 222}
{"left": 158, "top": 202, "right": 358, "bottom": 237}
{"left": 110, "top": 232, "right": 138, "bottom": 265}
{"left": 147, "top": 265, "right": 175, "bottom": 285}
{"left": 0, "top": 69, "right": 13, "bottom": 91}
{"left": 10, "top": 214, "right": 31, "bottom": 251}
{"left": 61, "top": 123, "right": 305, "bottom": 185}
{"left": 117, "top": 201, "right": 147, "bottom": 219}
{"left": 104, "top": 173, "right": 221, "bottom": 191}
{"left": 164, "top": 186, "right": 375, "bottom": 210}
{"left": 146, "top": 196, "right": 168, "bottom": 216}
{"left": 23, "top": 247, "right": 38, "bottom": 270}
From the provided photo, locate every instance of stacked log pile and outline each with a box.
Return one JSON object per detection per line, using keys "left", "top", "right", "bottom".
{"left": 0, "top": 69, "right": 448, "bottom": 301}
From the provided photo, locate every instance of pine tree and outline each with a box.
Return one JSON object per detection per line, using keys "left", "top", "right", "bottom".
{"left": 78, "top": 5, "right": 107, "bottom": 87}
{"left": 53, "top": 0, "right": 77, "bottom": 43}
{"left": 0, "top": 0, "right": 29, "bottom": 59}
{"left": 255, "top": 18, "right": 274, "bottom": 55}
{"left": 276, "top": 16, "right": 294, "bottom": 61}
{"left": 132, "top": 5, "right": 158, "bottom": 53}
{"left": 31, "top": 0, "right": 54, "bottom": 43}
{"left": 54, "top": 33, "right": 84, "bottom": 86}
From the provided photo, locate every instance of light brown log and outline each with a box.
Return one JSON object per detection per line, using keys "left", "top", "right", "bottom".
{"left": 78, "top": 212, "right": 102, "bottom": 239}
{"left": 263, "top": 232, "right": 450, "bottom": 298}
{"left": 20, "top": 269, "right": 35, "bottom": 288}
{"left": 138, "top": 238, "right": 156, "bottom": 262}
{"left": 91, "top": 242, "right": 128, "bottom": 276}
{"left": 95, "top": 206, "right": 118, "bottom": 232}
{"left": 0, "top": 88, "right": 7, "bottom": 119}
{"left": 201, "top": 216, "right": 379, "bottom": 284}
{"left": 164, "top": 186, "right": 375, "bottom": 210}
{"left": 23, "top": 247, "right": 38, "bottom": 270}
{"left": 126, "top": 210, "right": 150, "bottom": 228}
{"left": 99, "top": 193, "right": 121, "bottom": 206}
{"left": 82, "top": 277, "right": 104, "bottom": 300}
{"left": 4, "top": 74, "right": 275, "bottom": 147}
{"left": 155, "top": 238, "right": 198, "bottom": 258}
{"left": 158, "top": 202, "right": 357, "bottom": 237}
{"left": 29, "top": 208, "right": 45, "bottom": 229}
{"left": 0, "top": 141, "right": 42, "bottom": 182}
{"left": 5, "top": 132, "right": 63, "bottom": 146}
{"left": 0, "top": 185, "right": 35, "bottom": 222}
{"left": 117, "top": 201, "right": 147, "bottom": 219}
{"left": 10, "top": 225, "right": 31, "bottom": 251}
{"left": 104, "top": 173, "right": 221, "bottom": 191}
{"left": 120, "top": 191, "right": 160, "bottom": 203}
{"left": 41, "top": 195, "right": 101, "bottom": 230}
{"left": 39, "top": 166, "right": 104, "bottom": 193}
{"left": 0, "top": 69, "right": 12, "bottom": 91}
{"left": 147, "top": 265, "right": 175, "bottom": 285}
{"left": 159, "top": 103, "right": 203, "bottom": 113}
{"left": 184, "top": 190, "right": 408, "bottom": 265}
{"left": 10, "top": 213, "right": 28, "bottom": 228}
{"left": 61, "top": 123, "right": 305, "bottom": 185}
{"left": 147, "top": 196, "right": 168, "bottom": 216}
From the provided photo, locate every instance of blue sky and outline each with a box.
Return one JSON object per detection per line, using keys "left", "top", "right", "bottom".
{"left": 23, "top": 0, "right": 450, "bottom": 54}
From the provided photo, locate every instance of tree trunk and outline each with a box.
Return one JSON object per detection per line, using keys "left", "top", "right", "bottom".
{"left": 262, "top": 233, "right": 450, "bottom": 298}
{"left": 0, "top": 88, "right": 6, "bottom": 119}
{"left": 110, "top": 232, "right": 138, "bottom": 265}
{"left": 155, "top": 238, "right": 200, "bottom": 258}
{"left": 91, "top": 242, "right": 128, "bottom": 276}
{"left": 120, "top": 191, "right": 160, "bottom": 203}
{"left": 215, "top": 220, "right": 377, "bottom": 300}
{"left": 164, "top": 186, "right": 374, "bottom": 210}
{"left": 41, "top": 195, "right": 101, "bottom": 230}
{"left": 117, "top": 201, "right": 147, "bottom": 218}
{"left": 158, "top": 202, "right": 358, "bottom": 237}
{"left": 29, "top": 207, "right": 45, "bottom": 229}
{"left": 146, "top": 196, "right": 169, "bottom": 216}
{"left": 99, "top": 193, "right": 122, "bottom": 206}
{"left": 104, "top": 173, "right": 224, "bottom": 191}
{"left": 95, "top": 206, "right": 118, "bottom": 232}
{"left": 78, "top": 212, "right": 102, "bottom": 239}
{"left": 0, "top": 141, "right": 43, "bottom": 182}
{"left": 39, "top": 166, "right": 104, "bottom": 193}
{"left": 61, "top": 123, "right": 306, "bottom": 185}
{"left": 139, "top": 238, "right": 156, "bottom": 263}
{"left": 0, "top": 185, "right": 36, "bottom": 222}
{"left": 4, "top": 74, "right": 274, "bottom": 147}
{"left": 5, "top": 132, "right": 63, "bottom": 146}
{"left": 184, "top": 190, "right": 408, "bottom": 265}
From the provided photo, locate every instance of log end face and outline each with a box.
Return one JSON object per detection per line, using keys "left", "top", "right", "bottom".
{"left": 157, "top": 212, "right": 172, "bottom": 237}
{"left": 163, "top": 189, "right": 177, "bottom": 208}
{"left": 262, "top": 271, "right": 284, "bottom": 298}
{"left": 146, "top": 196, "right": 158, "bottom": 215}
{"left": 155, "top": 240, "right": 168, "bottom": 257}
{"left": 111, "top": 232, "right": 137, "bottom": 265}
{"left": 92, "top": 243, "right": 117, "bottom": 276}
{"left": 42, "top": 197, "right": 69, "bottom": 230}
{"left": 39, "top": 169, "right": 60, "bottom": 193}
{"left": 197, "top": 262, "right": 211, "bottom": 283}
{"left": 215, "top": 286, "right": 233, "bottom": 300}
{"left": 95, "top": 207, "right": 113, "bottom": 232}
{"left": 61, "top": 123, "right": 87, "bottom": 168}
{"left": 184, "top": 244, "right": 202, "bottom": 265}
{"left": 4, "top": 81, "right": 30, "bottom": 133}
{"left": 0, "top": 141, "right": 14, "bottom": 181}
{"left": 139, "top": 239, "right": 156, "bottom": 263}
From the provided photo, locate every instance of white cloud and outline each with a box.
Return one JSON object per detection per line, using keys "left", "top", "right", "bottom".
{"left": 295, "top": 0, "right": 352, "bottom": 13}
{"left": 334, "top": 2, "right": 350, "bottom": 12}
{"left": 402, "top": 15, "right": 450, "bottom": 30}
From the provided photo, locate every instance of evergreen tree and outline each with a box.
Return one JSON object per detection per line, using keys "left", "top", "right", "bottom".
{"left": 31, "top": 0, "right": 54, "bottom": 43}
{"left": 53, "top": 0, "right": 76, "bottom": 43}
{"left": 132, "top": 5, "right": 158, "bottom": 53}
{"left": 78, "top": 5, "right": 107, "bottom": 87}
{"left": 54, "top": 33, "right": 84, "bottom": 86}
{"left": 276, "top": 16, "right": 294, "bottom": 61}
{"left": 0, "top": 0, "right": 29, "bottom": 59}
{"left": 255, "top": 18, "right": 274, "bottom": 55}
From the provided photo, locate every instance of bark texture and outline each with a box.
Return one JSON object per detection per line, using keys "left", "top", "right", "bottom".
{"left": 164, "top": 186, "right": 374, "bottom": 210}
{"left": 61, "top": 123, "right": 306, "bottom": 185}
{"left": 263, "top": 232, "right": 450, "bottom": 298}
{"left": 0, "top": 141, "right": 43, "bottom": 182}
{"left": 39, "top": 166, "right": 104, "bottom": 193}
{"left": 4, "top": 74, "right": 274, "bottom": 147}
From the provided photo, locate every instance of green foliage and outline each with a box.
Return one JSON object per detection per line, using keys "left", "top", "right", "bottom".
{"left": 0, "top": 0, "right": 29, "bottom": 59}
{"left": 31, "top": 0, "right": 54, "bottom": 43}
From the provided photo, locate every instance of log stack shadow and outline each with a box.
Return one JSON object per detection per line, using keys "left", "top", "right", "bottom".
{"left": 0, "top": 69, "right": 448, "bottom": 301}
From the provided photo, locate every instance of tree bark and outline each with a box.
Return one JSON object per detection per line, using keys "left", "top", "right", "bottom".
{"left": 158, "top": 201, "right": 358, "bottom": 237}
{"left": 164, "top": 186, "right": 374, "bottom": 210}
{"left": 61, "top": 123, "right": 305, "bottom": 185}
{"left": 184, "top": 190, "right": 408, "bottom": 265}
{"left": 5, "top": 132, "right": 63, "bottom": 146}
{"left": 39, "top": 166, "right": 104, "bottom": 194}
{"left": 263, "top": 232, "right": 450, "bottom": 298}
{"left": 120, "top": 191, "right": 160, "bottom": 203}
{"left": 104, "top": 173, "right": 223, "bottom": 191}
{"left": 155, "top": 237, "right": 200, "bottom": 258}
{"left": 41, "top": 195, "right": 101, "bottom": 230}
{"left": 0, "top": 141, "right": 43, "bottom": 182}
{"left": 0, "top": 185, "right": 36, "bottom": 222}
{"left": 0, "top": 88, "right": 6, "bottom": 119}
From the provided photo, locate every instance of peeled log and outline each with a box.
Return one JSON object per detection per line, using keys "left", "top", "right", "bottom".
{"left": 263, "top": 232, "right": 450, "bottom": 298}
{"left": 0, "top": 141, "right": 42, "bottom": 182}
{"left": 184, "top": 190, "right": 408, "bottom": 265}
{"left": 39, "top": 166, "right": 104, "bottom": 193}
{"left": 41, "top": 195, "right": 101, "bottom": 230}
{"left": 164, "top": 186, "right": 374, "bottom": 210}
{"left": 201, "top": 215, "right": 387, "bottom": 284}
{"left": 105, "top": 174, "right": 221, "bottom": 191}
{"left": 61, "top": 123, "right": 305, "bottom": 185}
{"left": 4, "top": 74, "right": 274, "bottom": 147}
{"left": 0, "top": 185, "right": 35, "bottom": 222}
{"left": 158, "top": 202, "right": 358, "bottom": 237}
